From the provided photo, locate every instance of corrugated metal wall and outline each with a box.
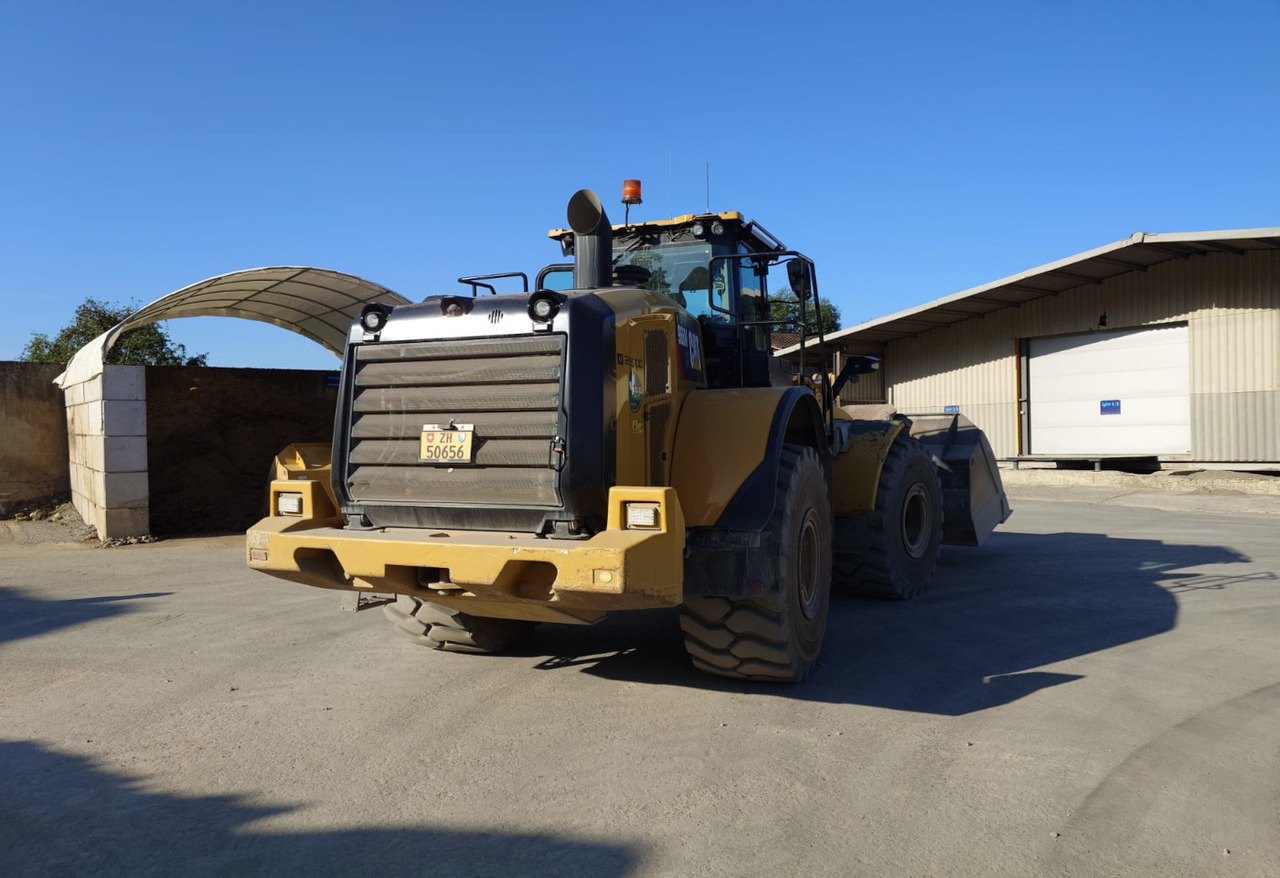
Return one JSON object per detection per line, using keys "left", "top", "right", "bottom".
{"left": 885, "top": 250, "right": 1280, "bottom": 461}
{"left": 816, "top": 341, "right": 886, "bottom": 405}
{"left": 841, "top": 368, "right": 885, "bottom": 403}
{"left": 840, "top": 341, "right": 887, "bottom": 403}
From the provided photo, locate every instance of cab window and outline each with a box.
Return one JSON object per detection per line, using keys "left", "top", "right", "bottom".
{"left": 614, "top": 242, "right": 732, "bottom": 319}
{"left": 737, "top": 246, "right": 770, "bottom": 351}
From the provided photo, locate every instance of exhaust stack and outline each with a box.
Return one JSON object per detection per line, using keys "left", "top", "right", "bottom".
{"left": 567, "top": 189, "right": 613, "bottom": 290}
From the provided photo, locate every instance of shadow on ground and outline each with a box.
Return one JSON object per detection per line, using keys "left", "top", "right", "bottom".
{"left": 526, "top": 530, "right": 1265, "bottom": 713}
{"left": 0, "top": 740, "right": 640, "bottom": 878}
{"left": 0, "top": 588, "right": 173, "bottom": 645}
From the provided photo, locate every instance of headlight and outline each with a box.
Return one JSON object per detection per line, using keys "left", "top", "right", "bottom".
{"left": 527, "top": 291, "right": 563, "bottom": 323}
{"left": 624, "top": 502, "right": 660, "bottom": 529}
{"left": 360, "top": 306, "right": 389, "bottom": 333}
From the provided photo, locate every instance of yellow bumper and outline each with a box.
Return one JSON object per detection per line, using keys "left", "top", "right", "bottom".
{"left": 246, "top": 484, "right": 685, "bottom": 625}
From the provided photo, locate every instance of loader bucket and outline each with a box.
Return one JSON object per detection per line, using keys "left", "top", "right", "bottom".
{"left": 907, "top": 414, "right": 1011, "bottom": 546}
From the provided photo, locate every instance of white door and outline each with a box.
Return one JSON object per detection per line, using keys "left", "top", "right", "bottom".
{"left": 1028, "top": 324, "right": 1191, "bottom": 455}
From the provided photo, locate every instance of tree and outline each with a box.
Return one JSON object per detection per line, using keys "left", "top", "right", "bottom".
{"left": 20, "top": 298, "right": 208, "bottom": 366}
{"left": 769, "top": 288, "right": 842, "bottom": 334}
{"left": 620, "top": 248, "right": 672, "bottom": 297}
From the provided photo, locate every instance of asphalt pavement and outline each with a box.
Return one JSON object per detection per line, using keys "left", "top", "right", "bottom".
{"left": 1, "top": 488, "right": 1277, "bottom": 877}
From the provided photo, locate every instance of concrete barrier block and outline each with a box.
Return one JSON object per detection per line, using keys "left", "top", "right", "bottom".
{"left": 85, "top": 438, "right": 105, "bottom": 473}
{"left": 66, "top": 433, "right": 84, "bottom": 464}
{"left": 86, "top": 401, "right": 104, "bottom": 434}
{"left": 102, "top": 471, "right": 149, "bottom": 508}
{"left": 100, "top": 506, "right": 150, "bottom": 539}
{"left": 82, "top": 376, "right": 104, "bottom": 404}
{"left": 102, "top": 400, "right": 147, "bottom": 437}
{"left": 71, "top": 491, "right": 94, "bottom": 527}
{"left": 65, "top": 403, "right": 84, "bottom": 438}
{"left": 75, "top": 403, "right": 99, "bottom": 438}
{"left": 72, "top": 403, "right": 106, "bottom": 439}
{"left": 102, "top": 366, "right": 145, "bottom": 401}
{"left": 103, "top": 437, "right": 148, "bottom": 473}
{"left": 65, "top": 382, "right": 84, "bottom": 406}
{"left": 88, "top": 470, "right": 106, "bottom": 505}
{"left": 70, "top": 465, "right": 91, "bottom": 497}
{"left": 74, "top": 433, "right": 96, "bottom": 465}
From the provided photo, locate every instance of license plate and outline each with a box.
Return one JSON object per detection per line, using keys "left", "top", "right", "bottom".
{"left": 420, "top": 424, "right": 475, "bottom": 464}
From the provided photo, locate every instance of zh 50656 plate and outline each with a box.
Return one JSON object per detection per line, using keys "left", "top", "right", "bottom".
{"left": 420, "top": 424, "right": 475, "bottom": 464}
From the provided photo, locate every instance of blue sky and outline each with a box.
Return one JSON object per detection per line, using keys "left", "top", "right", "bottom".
{"left": 2, "top": 1, "right": 1277, "bottom": 369}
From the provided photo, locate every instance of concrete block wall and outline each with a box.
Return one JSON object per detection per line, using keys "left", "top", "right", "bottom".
{"left": 64, "top": 365, "right": 149, "bottom": 538}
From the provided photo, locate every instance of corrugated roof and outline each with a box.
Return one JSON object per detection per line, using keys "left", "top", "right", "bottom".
{"left": 770, "top": 330, "right": 802, "bottom": 352}
{"left": 778, "top": 227, "right": 1280, "bottom": 354}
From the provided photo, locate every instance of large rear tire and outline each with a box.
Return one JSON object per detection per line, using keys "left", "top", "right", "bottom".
{"left": 384, "top": 596, "right": 535, "bottom": 653}
{"left": 834, "top": 433, "right": 942, "bottom": 600}
{"left": 680, "top": 445, "right": 832, "bottom": 682}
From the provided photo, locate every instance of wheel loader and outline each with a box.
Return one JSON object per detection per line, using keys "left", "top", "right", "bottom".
{"left": 247, "top": 183, "right": 1011, "bottom": 682}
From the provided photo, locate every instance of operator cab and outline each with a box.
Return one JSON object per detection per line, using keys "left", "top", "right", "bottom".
{"left": 546, "top": 210, "right": 805, "bottom": 390}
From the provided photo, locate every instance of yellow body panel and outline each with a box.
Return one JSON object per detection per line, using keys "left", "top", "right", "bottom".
{"left": 831, "top": 419, "right": 905, "bottom": 516}
{"left": 272, "top": 443, "right": 339, "bottom": 513}
{"left": 669, "top": 388, "right": 790, "bottom": 526}
{"left": 247, "top": 486, "right": 685, "bottom": 623}
{"left": 592, "top": 289, "right": 703, "bottom": 488}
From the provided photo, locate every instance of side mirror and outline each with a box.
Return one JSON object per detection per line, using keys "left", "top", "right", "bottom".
{"left": 787, "top": 259, "right": 811, "bottom": 300}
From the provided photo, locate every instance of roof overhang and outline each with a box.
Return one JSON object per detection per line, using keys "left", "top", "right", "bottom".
{"left": 56, "top": 266, "right": 411, "bottom": 387}
{"left": 778, "top": 227, "right": 1280, "bottom": 355}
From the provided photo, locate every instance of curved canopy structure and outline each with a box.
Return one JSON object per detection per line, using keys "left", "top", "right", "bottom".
{"left": 56, "top": 267, "right": 411, "bottom": 386}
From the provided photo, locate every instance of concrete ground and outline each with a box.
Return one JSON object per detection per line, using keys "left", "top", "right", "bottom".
{"left": 1, "top": 488, "right": 1278, "bottom": 877}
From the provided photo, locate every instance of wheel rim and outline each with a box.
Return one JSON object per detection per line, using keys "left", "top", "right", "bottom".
{"left": 797, "top": 510, "right": 822, "bottom": 620}
{"left": 901, "top": 484, "right": 931, "bottom": 560}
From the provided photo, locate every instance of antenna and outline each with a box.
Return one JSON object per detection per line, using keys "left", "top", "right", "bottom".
{"left": 705, "top": 163, "right": 710, "bottom": 214}
{"left": 668, "top": 150, "right": 673, "bottom": 219}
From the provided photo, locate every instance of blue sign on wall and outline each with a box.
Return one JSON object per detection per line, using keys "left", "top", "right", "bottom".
{"left": 324, "top": 373, "right": 341, "bottom": 388}
{"left": 944, "top": 405, "right": 960, "bottom": 414}
{"left": 1100, "top": 399, "right": 1121, "bottom": 415}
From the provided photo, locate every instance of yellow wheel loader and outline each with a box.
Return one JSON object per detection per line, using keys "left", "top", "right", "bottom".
{"left": 247, "top": 185, "right": 1010, "bottom": 682}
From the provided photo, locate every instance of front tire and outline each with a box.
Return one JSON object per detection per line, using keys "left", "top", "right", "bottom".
{"left": 834, "top": 433, "right": 942, "bottom": 599}
{"left": 384, "top": 596, "right": 535, "bottom": 653}
{"left": 680, "top": 445, "right": 833, "bottom": 682}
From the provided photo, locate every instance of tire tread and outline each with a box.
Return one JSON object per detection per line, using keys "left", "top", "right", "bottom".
{"left": 382, "top": 596, "right": 535, "bottom": 653}
{"left": 678, "top": 445, "right": 831, "bottom": 682}
{"left": 834, "top": 434, "right": 942, "bottom": 600}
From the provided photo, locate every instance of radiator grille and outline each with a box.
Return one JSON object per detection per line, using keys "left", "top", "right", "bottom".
{"left": 346, "top": 335, "right": 564, "bottom": 507}
{"left": 645, "top": 329, "right": 668, "bottom": 395}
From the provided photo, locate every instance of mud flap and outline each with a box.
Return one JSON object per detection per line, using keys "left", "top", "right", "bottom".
{"left": 907, "top": 413, "right": 1012, "bottom": 546}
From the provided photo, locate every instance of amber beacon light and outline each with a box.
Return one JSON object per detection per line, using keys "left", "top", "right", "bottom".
{"left": 622, "top": 179, "right": 643, "bottom": 204}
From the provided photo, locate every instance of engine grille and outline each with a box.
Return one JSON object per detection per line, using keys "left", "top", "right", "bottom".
{"left": 345, "top": 335, "right": 565, "bottom": 508}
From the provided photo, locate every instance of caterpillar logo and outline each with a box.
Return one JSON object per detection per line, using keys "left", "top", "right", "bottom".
{"left": 676, "top": 323, "right": 703, "bottom": 373}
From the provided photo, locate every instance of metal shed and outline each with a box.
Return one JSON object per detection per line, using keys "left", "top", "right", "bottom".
{"left": 779, "top": 228, "right": 1280, "bottom": 468}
